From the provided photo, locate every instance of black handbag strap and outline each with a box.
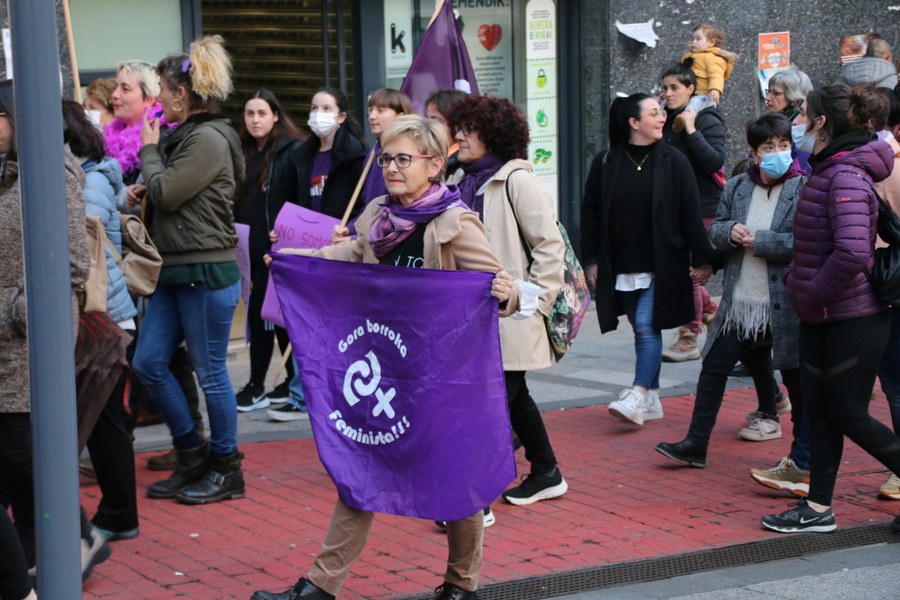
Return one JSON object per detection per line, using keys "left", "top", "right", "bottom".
{"left": 503, "top": 168, "right": 535, "bottom": 269}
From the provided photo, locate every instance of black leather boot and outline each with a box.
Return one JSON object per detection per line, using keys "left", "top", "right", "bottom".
{"left": 176, "top": 450, "right": 245, "bottom": 505}
{"left": 146, "top": 442, "right": 209, "bottom": 499}
{"left": 654, "top": 439, "right": 707, "bottom": 468}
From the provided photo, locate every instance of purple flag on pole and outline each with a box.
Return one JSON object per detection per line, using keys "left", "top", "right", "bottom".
{"left": 270, "top": 254, "right": 514, "bottom": 521}
{"left": 400, "top": 0, "right": 479, "bottom": 115}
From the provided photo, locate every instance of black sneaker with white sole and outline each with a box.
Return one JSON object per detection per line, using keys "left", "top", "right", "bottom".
{"left": 236, "top": 382, "right": 268, "bottom": 412}
{"left": 761, "top": 499, "right": 836, "bottom": 533}
{"left": 502, "top": 467, "right": 568, "bottom": 506}
{"left": 265, "top": 380, "right": 291, "bottom": 405}
{"left": 267, "top": 402, "right": 307, "bottom": 422}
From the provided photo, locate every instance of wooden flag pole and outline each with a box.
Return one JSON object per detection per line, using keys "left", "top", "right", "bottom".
{"left": 428, "top": 0, "right": 446, "bottom": 27}
{"left": 271, "top": 343, "right": 293, "bottom": 390}
{"left": 61, "top": 0, "right": 82, "bottom": 102}
{"left": 339, "top": 149, "right": 375, "bottom": 228}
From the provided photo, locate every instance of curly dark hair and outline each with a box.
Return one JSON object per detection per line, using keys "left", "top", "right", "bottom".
{"left": 448, "top": 95, "right": 530, "bottom": 162}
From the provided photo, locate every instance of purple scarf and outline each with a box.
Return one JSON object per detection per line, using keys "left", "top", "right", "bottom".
{"left": 746, "top": 157, "right": 806, "bottom": 196}
{"left": 369, "top": 183, "right": 464, "bottom": 257}
{"left": 457, "top": 154, "right": 504, "bottom": 218}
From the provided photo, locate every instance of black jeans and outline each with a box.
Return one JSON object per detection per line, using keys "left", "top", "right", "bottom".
{"left": 802, "top": 312, "right": 900, "bottom": 506}
{"left": 0, "top": 414, "right": 34, "bottom": 569}
{"left": 686, "top": 326, "right": 782, "bottom": 449}
{"left": 0, "top": 506, "right": 31, "bottom": 600}
{"left": 87, "top": 341, "right": 139, "bottom": 532}
{"left": 248, "top": 261, "right": 294, "bottom": 387}
{"left": 505, "top": 371, "right": 557, "bottom": 474}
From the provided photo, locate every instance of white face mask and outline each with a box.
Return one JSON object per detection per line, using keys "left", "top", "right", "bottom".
{"left": 308, "top": 111, "right": 338, "bottom": 138}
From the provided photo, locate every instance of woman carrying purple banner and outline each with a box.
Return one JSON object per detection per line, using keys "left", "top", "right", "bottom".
{"left": 252, "top": 115, "right": 520, "bottom": 600}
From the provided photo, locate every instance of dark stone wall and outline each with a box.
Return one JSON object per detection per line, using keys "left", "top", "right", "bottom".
{"left": 0, "top": 1, "right": 74, "bottom": 97}
{"left": 582, "top": 0, "right": 899, "bottom": 171}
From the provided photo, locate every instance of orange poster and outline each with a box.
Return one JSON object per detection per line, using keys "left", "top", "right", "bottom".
{"left": 758, "top": 32, "right": 791, "bottom": 70}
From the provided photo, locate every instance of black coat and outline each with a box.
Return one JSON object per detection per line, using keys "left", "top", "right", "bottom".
{"left": 292, "top": 126, "right": 368, "bottom": 220}
{"left": 234, "top": 137, "right": 303, "bottom": 263}
{"left": 663, "top": 105, "right": 726, "bottom": 218}
{"left": 581, "top": 141, "right": 713, "bottom": 333}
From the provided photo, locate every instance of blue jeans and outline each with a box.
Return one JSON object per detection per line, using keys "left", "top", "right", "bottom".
{"left": 617, "top": 281, "right": 661, "bottom": 389}
{"left": 288, "top": 357, "right": 307, "bottom": 411}
{"left": 878, "top": 307, "right": 900, "bottom": 435}
{"left": 133, "top": 281, "right": 240, "bottom": 457}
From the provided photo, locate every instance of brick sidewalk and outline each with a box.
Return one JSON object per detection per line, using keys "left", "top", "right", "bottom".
{"left": 80, "top": 387, "right": 900, "bottom": 599}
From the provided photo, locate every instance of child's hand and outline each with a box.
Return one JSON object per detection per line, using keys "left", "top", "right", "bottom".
{"left": 709, "top": 89, "right": 721, "bottom": 104}
{"left": 680, "top": 109, "right": 698, "bottom": 134}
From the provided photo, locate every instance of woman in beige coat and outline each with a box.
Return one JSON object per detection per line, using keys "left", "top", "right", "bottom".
{"left": 449, "top": 95, "right": 568, "bottom": 508}
{"left": 256, "top": 115, "right": 518, "bottom": 600}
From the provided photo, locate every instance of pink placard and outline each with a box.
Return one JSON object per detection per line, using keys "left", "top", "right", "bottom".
{"left": 260, "top": 203, "right": 339, "bottom": 327}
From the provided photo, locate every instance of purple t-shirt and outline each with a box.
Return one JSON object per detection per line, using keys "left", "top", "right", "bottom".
{"left": 309, "top": 149, "right": 333, "bottom": 213}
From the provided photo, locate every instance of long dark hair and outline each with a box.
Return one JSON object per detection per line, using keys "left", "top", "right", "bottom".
{"left": 239, "top": 88, "right": 303, "bottom": 196}
{"left": 61, "top": 98, "right": 106, "bottom": 162}
{"left": 608, "top": 93, "right": 653, "bottom": 146}
{"left": 806, "top": 83, "right": 885, "bottom": 140}
{"left": 0, "top": 80, "right": 16, "bottom": 160}
{"left": 313, "top": 86, "right": 365, "bottom": 141}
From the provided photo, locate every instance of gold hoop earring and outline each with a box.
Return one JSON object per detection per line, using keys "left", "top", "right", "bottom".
{"left": 172, "top": 98, "right": 184, "bottom": 113}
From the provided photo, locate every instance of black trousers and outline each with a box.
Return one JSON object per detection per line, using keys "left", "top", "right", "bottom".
{"left": 802, "top": 312, "right": 900, "bottom": 506}
{"left": 247, "top": 261, "right": 294, "bottom": 386}
{"left": 0, "top": 506, "right": 31, "bottom": 600}
{"left": 0, "top": 414, "right": 34, "bottom": 569}
{"left": 505, "top": 371, "right": 557, "bottom": 474}
{"left": 87, "top": 339, "right": 138, "bottom": 532}
{"left": 686, "top": 326, "right": 787, "bottom": 449}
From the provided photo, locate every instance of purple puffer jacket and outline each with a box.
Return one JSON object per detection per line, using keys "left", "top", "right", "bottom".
{"left": 785, "top": 140, "right": 894, "bottom": 324}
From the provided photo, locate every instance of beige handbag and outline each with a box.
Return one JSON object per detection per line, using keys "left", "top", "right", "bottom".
{"left": 104, "top": 214, "right": 162, "bottom": 297}
{"left": 82, "top": 214, "right": 109, "bottom": 313}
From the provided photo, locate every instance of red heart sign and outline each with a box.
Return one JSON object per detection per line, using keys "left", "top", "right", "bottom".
{"left": 478, "top": 24, "right": 502, "bottom": 52}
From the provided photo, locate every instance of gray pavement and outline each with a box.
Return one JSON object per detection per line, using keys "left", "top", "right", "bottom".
{"left": 557, "top": 543, "right": 900, "bottom": 600}
{"left": 131, "top": 301, "right": 735, "bottom": 453}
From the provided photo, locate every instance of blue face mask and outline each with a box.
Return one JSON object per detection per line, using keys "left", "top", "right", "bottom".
{"left": 759, "top": 150, "right": 793, "bottom": 179}
{"left": 792, "top": 124, "right": 817, "bottom": 154}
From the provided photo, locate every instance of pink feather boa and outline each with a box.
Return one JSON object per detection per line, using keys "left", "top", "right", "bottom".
{"left": 103, "top": 102, "right": 176, "bottom": 178}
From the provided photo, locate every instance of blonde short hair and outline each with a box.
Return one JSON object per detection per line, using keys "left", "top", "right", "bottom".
{"left": 381, "top": 115, "right": 448, "bottom": 182}
{"left": 116, "top": 60, "right": 160, "bottom": 100}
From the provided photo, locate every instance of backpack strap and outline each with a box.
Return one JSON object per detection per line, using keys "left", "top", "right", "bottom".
{"left": 503, "top": 168, "right": 534, "bottom": 269}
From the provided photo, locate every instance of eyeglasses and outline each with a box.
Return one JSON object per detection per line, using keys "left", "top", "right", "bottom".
{"left": 375, "top": 153, "right": 434, "bottom": 169}
{"left": 765, "top": 89, "right": 785, "bottom": 97}
{"left": 455, "top": 124, "right": 474, "bottom": 136}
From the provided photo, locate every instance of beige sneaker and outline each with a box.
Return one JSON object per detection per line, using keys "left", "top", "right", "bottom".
{"left": 879, "top": 473, "right": 900, "bottom": 500}
{"left": 661, "top": 327, "right": 700, "bottom": 362}
{"left": 739, "top": 414, "right": 782, "bottom": 441}
{"left": 749, "top": 456, "right": 810, "bottom": 496}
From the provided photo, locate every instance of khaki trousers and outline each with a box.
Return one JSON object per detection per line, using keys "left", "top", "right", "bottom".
{"left": 308, "top": 498, "right": 483, "bottom": 596}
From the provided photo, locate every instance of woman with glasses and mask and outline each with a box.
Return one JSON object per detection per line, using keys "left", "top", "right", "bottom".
{"left": 767, "top": 67, "right": 814, "bottom": 172}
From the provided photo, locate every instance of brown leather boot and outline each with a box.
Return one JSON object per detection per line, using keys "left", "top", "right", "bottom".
{"left": 146, "top": 421, "right": 205, "bottom": 471}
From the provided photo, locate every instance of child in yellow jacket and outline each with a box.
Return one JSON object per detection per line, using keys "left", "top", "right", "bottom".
{"left": 672, "top": 23, "right": 738, "bottom": 132}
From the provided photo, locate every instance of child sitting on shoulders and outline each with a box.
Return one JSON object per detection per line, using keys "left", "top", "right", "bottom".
{"left": 674, "top": 22, "right": 738, "bottom": 132}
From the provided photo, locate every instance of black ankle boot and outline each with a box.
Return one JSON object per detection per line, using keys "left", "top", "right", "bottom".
{"left": 147, "top": 442, "right": 209, "bottom": 499}
{"left": 176, "top": 451, "right": 245, "bottom": 505}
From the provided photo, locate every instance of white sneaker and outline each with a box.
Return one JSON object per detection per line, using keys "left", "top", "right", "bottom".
{"left": 81, "top": 525, "right": 111, "bottom": 582}
{"left": 643, "top": 389, "right": 664, "bottom": 421}
{"left": 483, "top": 507, "right": 496, "bottom": 528}
{"left": 608, "top": 389, "right": 645, "bottom": 425}
{"left": 739, "top": 415, "right": 782, "bottom": 441}
{"left": 746, "top": 393, "right": 792, "bottom": 424}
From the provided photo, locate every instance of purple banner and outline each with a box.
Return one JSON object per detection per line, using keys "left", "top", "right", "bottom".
{"left": 270, "top": 254, "right": 514, "bottom": 521}
{"left": 400, "top": 0, "right": 479, "bottom": 115}
{"left": 261, "top": 204, "right": 340, "bottom": 327}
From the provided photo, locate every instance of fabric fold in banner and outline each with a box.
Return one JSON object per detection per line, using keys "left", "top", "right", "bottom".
{"left": 399, "top": 0, "right": 479, "bottom": 115}
{"left": 271, "top": 254, "right": 514, "bottom": 521}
